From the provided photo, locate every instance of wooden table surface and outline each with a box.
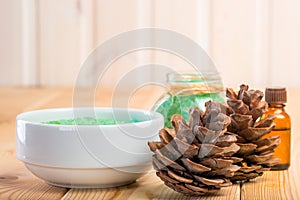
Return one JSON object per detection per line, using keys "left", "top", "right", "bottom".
{"left": 0, "top": 86, "right": 299, "bottom": 200}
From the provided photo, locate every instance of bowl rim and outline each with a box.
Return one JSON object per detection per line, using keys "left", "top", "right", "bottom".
{"left": 16, "top": 107, "right": 163, "bottom": 128}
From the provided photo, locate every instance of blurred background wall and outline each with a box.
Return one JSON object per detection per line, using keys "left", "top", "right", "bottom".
{"left": 1, "top": 0, "right": 300, "bottom": 88}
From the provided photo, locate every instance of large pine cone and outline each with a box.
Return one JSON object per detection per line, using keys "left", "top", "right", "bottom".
{"left": 226, "top": 84, "right": 281, "bottom": 182}
{"left": 148, "top": 101, "right": 241, "bottom": 196}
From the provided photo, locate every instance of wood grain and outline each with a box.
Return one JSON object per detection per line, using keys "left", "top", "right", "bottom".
{"left": 0, "top": 87, "right": 69, "bottom": 200}
{"left": 0, "top": 0, "right": 22, "bottom": 85}
{"left": 0, "top": 121, "right": 67, "bottom": 200}
{"left": 62, "top": 171, "right": 240, "bottom": 200}
{"left": 241, "top": 150, "right": 300, "bottom": 199}
{"left": 241, "top": 170, "right": 300, "bottom": 200}
{"left": 0, "top": 87, "right": 300, "bottom": 199}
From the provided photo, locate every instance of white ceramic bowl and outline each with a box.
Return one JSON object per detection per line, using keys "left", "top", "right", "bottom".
{"left": 16, "top": 107, "right": 163, "bottom": 188}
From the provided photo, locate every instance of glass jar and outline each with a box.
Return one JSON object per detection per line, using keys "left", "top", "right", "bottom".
{"left": 153, "top": 73, "right": 225, "bottom": 128}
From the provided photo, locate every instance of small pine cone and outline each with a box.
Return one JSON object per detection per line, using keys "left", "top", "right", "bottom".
{"left": 226, "top": 84, "right": 281, "bottom": 182}
{"left": 148, "top": 101, "right": 241, "bottom": 196}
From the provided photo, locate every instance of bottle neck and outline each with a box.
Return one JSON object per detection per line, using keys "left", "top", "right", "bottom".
{"left": 268, "top": 103, "right": 286, "bottom": 109}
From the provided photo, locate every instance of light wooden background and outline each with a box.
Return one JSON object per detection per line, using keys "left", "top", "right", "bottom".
{"left": 1, "top": 0, "right": 300, "bottom": 88}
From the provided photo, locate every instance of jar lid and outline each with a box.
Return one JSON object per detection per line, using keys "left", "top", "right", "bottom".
{"left": 265, "top": 87, "right": 287, "bottom": 104}
{"left": 166, "top": 73, "right": 224, "bottom": 94}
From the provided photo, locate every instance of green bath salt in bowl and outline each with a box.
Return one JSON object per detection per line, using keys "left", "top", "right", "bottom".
{"left": 16, "top": 107, "right": 164, "bottom": 188}
{"left": 43, "top": 117, "right": 141, "bottom": 125}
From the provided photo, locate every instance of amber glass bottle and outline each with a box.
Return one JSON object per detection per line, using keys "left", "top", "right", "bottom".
{"left": 264, "top": 88, "right": 291, "bottom": 170}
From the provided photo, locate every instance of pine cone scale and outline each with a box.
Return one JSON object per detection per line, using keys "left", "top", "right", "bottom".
{"left": 181, "top": 158, "right": 211, "bottom": 173}
{"left": 167, "top": 170, "right": 193, "bottom": 184}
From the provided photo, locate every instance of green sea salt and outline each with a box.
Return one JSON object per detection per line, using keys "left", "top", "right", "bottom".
{"left": 43, "top": 117, "right": 140, "bottom": 125}
{"left": 155, "top": 92, "right": 224, "bottom": 128}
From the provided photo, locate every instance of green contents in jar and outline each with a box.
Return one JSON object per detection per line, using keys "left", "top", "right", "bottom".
{"left": 155, "top": 92, "right": 224, "bottom": 128}
{"left": 153, "top": 72, "right": 225, "bottom": 128}
{"left": 43, "top": 117, "right": 140, "bottom": 125}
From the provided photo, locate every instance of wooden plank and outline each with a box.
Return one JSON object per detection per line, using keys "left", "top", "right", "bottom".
{"left": 241, "top": 170, "right": 300, "bottom": 200}
{"left": 0, "top": 0, "right": 22, "bottom": 85}
{"left": 62, "top": 171, "right": 240, "bottom": 200}
{"left": 0, "top": 87, "right": 70, "bottom": 199}
{"left": 253, "top": 0, "right": 272, "bottom": 87}
{"left": 21, "top": 0, "right": 39, "bottom": 86}
{"left": 1, "top": 87, "right": 300, "bottom": 199}
{"left": 210, "top": 0, "right": 257, "bottom": 87}
{"left": 0, "top": 160, "right": 67, "bottom": 199}
{"left": 0, "top": 87, "right": 69, "bottom": 121}
{"left": 0, "top": 121, "right": 68, "bottom": 200}
{"left": 39, "top": 0, "right": 82, "bottom": 86}
{"left": 269, "top": 0, "right": 300, "bottom": 87}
